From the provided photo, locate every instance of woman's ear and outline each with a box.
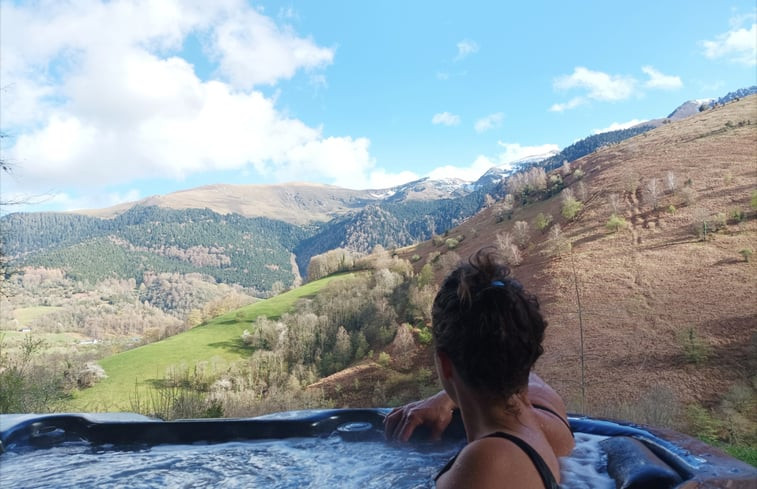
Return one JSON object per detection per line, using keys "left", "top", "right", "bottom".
{"left": 436, "top": 350, "right": 454, "bottom": 380}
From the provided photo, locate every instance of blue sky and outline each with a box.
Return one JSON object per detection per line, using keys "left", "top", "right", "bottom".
{"left": 1, "top": 0, "right": 755, "bottom": 213}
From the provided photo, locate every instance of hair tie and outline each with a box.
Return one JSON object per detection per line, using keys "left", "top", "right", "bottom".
{"left": 491, "top": 280, "right": 505, "bottom": 287}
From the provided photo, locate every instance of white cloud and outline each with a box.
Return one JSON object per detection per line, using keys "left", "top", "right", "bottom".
{"left": 210, "top": 5, "right": 334, "bottom": 88}
{"left": 366, "top": 169, "right": 420, "bottom": 189}
{"left": 455, "top": 39, "right": 479, "bottom": 60}
{"left": 550, "top": 97, "right": 586, "bottom": 112}
{"left": 642, "top": 66, "right": 682, "bottom": 90}
{"left": 428, "top": 157, "right": 493, "bottom": 181}
{"left": 2, "top": 188, "right": 143, "bottom": 214}
{"left": 592, "top": 119, "right": 648, "bottom": 134}
{"left": 0, "top": 0, "right": 380, "bottom": 202}
{"left": 551, "top": 65, "right": 685, "bottom": 112}
{"left": 432, "top": 112, "right": 461, "bottom": 126}
{"left": 701, "top": 18, "right": 757, "bottom": 66}
{"left": 494, "top": 142, "right": 560, "bottom": 166}
{"left": 474, "top": 112, "right": 504, "bottom": 133}
{"left": 554, "top": 67, "right": 637, "bottom": 102}
{"left": 428, "top": 142, "right": 559, "bottom": 182}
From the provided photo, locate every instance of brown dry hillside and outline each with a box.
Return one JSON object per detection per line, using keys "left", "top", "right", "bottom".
{"left": 311, "top": 95, "right": 757, "bottom": 421}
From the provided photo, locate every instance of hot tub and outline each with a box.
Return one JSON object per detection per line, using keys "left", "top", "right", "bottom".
{"left": 1, "top": 409, "right": 755, "bottom": 488}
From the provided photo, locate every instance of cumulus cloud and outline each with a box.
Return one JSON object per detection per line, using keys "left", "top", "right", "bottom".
{"left": 455, "top": 39, "right": 479, "bottom": 60}
{"left": 551, "top": 65, "right": 683, "bottom": 112}
{"left": 474, "top": 112, "right": 504, "bottom": 133}
{"left": 0, "top": 0, "right": 394, "bottom": 205}
{"left": 553, "top": 67, "right": 636, "bottom": 104}
{"left": 432, "top": 112, "right": 461, "bottom": 126}
{"left": 642, "top": 66, "right": 683, "bottom": 90}
{"left": 701, "top": 18, "right": 757, "bottom": 66}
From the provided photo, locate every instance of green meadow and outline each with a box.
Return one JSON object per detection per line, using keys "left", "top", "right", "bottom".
{"left": 67, "top": 275, "right": 348, "bottom": 411}
{"left": 12, "top": 306, "right": 65, "bottom": 327}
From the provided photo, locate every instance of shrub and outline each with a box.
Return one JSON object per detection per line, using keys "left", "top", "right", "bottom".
{"left": 730, "top": 209, "right": 746, "bottom": 222}
{"left": 692, "top": 210, "right": 725, "bottom": 240}
{"left": 410, "top": 254, "right": 421, "bottom": 262}
{"left": 445, "top": 238, "right": 459, "bottom": 249}
{"left": 573, "top": 168, "right": 584, "bottom": 180}
{"left": 679, "top": 186, "right": 698, "bottom": 206}
{"left": 535, "top": 213, "right": 553, "bottom": 232}
{"left": 668, "top": 205, "right": 676, "bottom": 214}
{"left": 686, "top": 404, "right": 721, "bottom": 443}
{"left": 416, "top": 326, "right": 433, "bottom": 345}
{"left": 75, "top": 362, "right": 107, "bottom": 388}
{"left": 679, "top": 327, "right": 710, "bottom": 364}
{"left": 739, "top": 249, "right": 752, "bottom": 262}
{"left": 605, "top": 214, "right": 627, "bottom": 232}
{"left": 377, "top": 352, "right": 391, "bottom": 367}
{"left": 561, "top": 198, "right": 583, "bottom": 220}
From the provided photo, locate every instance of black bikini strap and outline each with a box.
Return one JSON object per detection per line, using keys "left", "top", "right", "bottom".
{"left": 483, "top": 432, "right": 560, "bottom": 489}
{"left": 532, "top": 403, "right": 574, "bottom": 436}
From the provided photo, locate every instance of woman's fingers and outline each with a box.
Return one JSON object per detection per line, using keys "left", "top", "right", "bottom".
{"left": 396, "top": 410, "right": 423, "bottom": 442}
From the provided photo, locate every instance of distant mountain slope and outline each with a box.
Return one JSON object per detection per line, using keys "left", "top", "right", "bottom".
{"left": 78, "top": 183, "right": 380, "bottom": 224}
{"left": 538, "top": 125, "right": 656, "bottom": 171}
{"left": 3, "top": 206, "right": 311, "bottom": 291}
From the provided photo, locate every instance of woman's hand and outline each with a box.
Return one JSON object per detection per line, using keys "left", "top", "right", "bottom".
{"left": 383, "top": 390, "right": 456, "bottom": 442}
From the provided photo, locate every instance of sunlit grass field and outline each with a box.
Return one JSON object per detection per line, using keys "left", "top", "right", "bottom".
{"left": 67, "top": 274, "right": 349, "bottom": 411}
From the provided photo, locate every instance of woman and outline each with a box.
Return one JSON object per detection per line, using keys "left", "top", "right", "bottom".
{"left": 384, "top": 249, "right": 574, "bottom": 488}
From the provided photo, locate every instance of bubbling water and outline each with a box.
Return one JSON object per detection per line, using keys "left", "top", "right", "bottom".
{"left": 0, "top": 433, "right": 614, "bottom": 488}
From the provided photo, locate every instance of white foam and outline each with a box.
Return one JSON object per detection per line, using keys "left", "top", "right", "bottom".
{"left": 559, "top": 433, "right": 615, "bottom": 489}
{"left": 1, "top": 433, "right": 617, "bottom": 488}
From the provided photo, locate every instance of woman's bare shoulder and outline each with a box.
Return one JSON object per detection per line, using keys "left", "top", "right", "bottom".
{"left": 436, "top": 437, "right": 542, "bottom": 489}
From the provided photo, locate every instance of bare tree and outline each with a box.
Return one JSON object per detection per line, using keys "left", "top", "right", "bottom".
{"left": 645, "top": 178, "right": 661, "bottom": 210}
{"left": 665, "top": 171, "right": 677, "bottom": 194}
{"left": 496, "top": 231, "right": 522, "bottom": 266}
{"left": 513, "top": 221, "right": 530, "bottom": 248}
{"left": 575, "top": 181, "right": 588, "bottom": 202}
{"left": 608, "top": 193, "right": 622, "bottom": 215}
{"left": 547, "top": 224, "right": 571, "bottom": 256}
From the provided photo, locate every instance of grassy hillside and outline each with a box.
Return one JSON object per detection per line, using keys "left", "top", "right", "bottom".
{"left": 67, "top": 275, "right": 346, "bottom": 411}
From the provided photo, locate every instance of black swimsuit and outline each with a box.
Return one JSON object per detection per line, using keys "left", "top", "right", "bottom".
{"left": 435, "top": 404, "right": 570, "bottom": 488}
{"left": 532, "top": 403, "right": 574, "bottom": 437}
{"left": 435, "top": 431, "right": 560, "bottom": 489}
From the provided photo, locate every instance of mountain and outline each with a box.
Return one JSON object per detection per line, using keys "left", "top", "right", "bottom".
{"left": 79, "top": 183, "right": 381, "bottom": 225}
{"left": 3, "top": 89, "right": 753, "bottom": 296}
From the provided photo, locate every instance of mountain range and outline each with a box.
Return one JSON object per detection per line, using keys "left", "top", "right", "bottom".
{"left": 2, "top": 86, "right": 755, "bottom": 294}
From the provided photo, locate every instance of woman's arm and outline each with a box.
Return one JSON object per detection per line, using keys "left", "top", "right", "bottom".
{"left": 384, "top": 372, "right": 570, "bottom": 442}
{"left": 383, "top": 390, "right": 456, "bottom": 441}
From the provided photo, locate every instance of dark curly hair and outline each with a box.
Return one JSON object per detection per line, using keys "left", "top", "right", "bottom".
{"left": 432, "top": 248, "right": 546, "bottom": 401}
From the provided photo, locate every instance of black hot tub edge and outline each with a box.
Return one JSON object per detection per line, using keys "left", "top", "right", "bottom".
{"left": 1, "top": 409, "right": 755, "bottom": 489}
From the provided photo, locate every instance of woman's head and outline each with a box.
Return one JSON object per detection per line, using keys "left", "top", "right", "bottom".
{"left": 432, "top": 248, "right": 546, "bottom": 400}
